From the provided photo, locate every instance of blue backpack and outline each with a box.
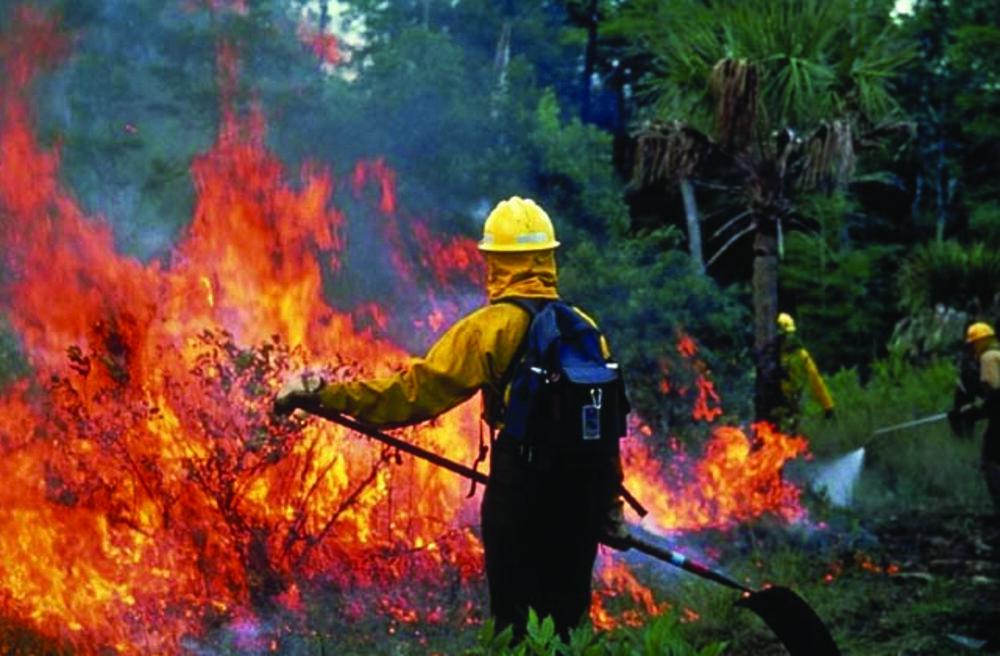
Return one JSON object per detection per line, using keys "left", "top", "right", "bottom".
{"left": 489, "top": 298, "right": 630, "bottom": 467}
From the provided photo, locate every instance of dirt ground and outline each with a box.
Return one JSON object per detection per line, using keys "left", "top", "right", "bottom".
{"left": 840, "top": 510, "right": 1000, "bottom": 654}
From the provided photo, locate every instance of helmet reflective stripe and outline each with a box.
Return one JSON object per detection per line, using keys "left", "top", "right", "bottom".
{"left": 516, "top": 232, "right": 551, "bottom": 244}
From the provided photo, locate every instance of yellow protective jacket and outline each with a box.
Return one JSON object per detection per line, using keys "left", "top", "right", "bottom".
{"left": 974, "top": 339, "right": 1000, "bottom": 393}
{"left": 780, "top": 345, "right": 834, "bottom": 412}
{"left": 316, "top": 250, "right": 559, "bottom": 428}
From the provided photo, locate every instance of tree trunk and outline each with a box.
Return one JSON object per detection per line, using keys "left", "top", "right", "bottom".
{"left": 679, "top": 176, "right": 704, "bottom": 273}
{"left": 490, "top": 21, "right": 512, "bottom": 118}
{"left": 935, "top": 123, "right": 945, "bottom": 241}
{"left": 581, "top": 0, "right": 599, "bottom": 123}
{"left": 752, "top": 225, "right": 781, "bottom": 424}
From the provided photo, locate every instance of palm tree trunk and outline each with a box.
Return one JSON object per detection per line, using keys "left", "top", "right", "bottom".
{"left": 581, "top": 0, "right": 599, "bottom": 123}
{"left": 679, "top": 176, "right": 704, "bottom": 272}
{"left": 752, "top": 225, "right": 781, "bottom": 423}
{"left": 490, "top": 21, "right": 512, "bottom": 118}
{"left": 935, "top": 126, "right": 946, "bottom": 241}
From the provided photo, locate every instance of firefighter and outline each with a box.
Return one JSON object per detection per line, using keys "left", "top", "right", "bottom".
{"left": 767, "top": 312, "right": 835, "bottom": 432}
{"left": 948, "top": 322, "right": 1000, "bottom": 513}
{"left": 273, "top": 196, "right": 627, "bottom": 640}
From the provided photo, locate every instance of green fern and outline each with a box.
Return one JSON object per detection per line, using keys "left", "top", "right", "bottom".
{"left": 464, "top": 611, "right": 727, "bottom": 656}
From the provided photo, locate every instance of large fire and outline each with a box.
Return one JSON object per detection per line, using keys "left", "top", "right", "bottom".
{"left": 0, "top": 7, "right": 809, "bottom": 654}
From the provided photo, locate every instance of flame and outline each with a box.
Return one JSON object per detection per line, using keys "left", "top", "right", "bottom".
{"left": 591, "top": 554, "right": 671, "bottom": 630}
{"left": 0, "top": 9, "right": 814, "bottom": 652}
{"left": 297, "top": 24, "right": 341, "bottom": 66}
{"left": 659, "top": 330, "right": 723, "bottom": 422}
{"left": 824, "top": 551, "right": 899, "bottom": 583}
{"left": 623, "top": 421, "right": 809, "bottom": 533}
{"left": 676, "top": 335, "right": 698, "bottom": 359}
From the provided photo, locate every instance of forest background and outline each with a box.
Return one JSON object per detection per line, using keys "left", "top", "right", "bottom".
{"left": 3, "top": 0, "right": 999, "bottom": 428}
{"left": 2, "top": 0, "right": 1000, "bottom": 654}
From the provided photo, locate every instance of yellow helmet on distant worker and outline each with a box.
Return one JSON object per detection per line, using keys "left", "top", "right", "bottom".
{"left": 966, "top": 322, "right": 995, "bottom": 343}
{"left": 478, "top": 196, "right": 560, "bottom": 252}
{"left": 777, "top": 312, "right": 796, "bottom": 334}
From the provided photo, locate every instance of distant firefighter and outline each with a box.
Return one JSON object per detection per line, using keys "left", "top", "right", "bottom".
{"left": 765, "top": 312, "right": 835, "bottom": 432}
{"left": 948, "top": 322, "right": 1000, "bottom": 513}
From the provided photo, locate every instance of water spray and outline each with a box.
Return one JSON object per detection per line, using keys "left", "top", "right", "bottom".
{"left": 810, "top": 412, "right": 949, "bottom": 506}
{"left": 810, "top": 447, "right": 866, "bottom": 507}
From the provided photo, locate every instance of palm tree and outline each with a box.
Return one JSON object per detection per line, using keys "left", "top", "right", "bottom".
{"left": 617, "top": 0, "right": 913, "bottom": 421}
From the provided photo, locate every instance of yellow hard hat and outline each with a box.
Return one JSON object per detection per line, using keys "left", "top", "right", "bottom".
{"left": 478, "top": 196, "right": 560, "bottom": 252}
{"left": 966, "top": 322, "right": 995, "bottom": 343}
{"left": 777, "top": 312, "right": 796, "bottom": 333}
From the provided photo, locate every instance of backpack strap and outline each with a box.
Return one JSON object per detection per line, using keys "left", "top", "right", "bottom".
{"left": 492, "top": 296, "right": 551, "bottom": 393}
{"left": 469, "top": 297, "right": 551, "bottom": 496}
{"left": 478, "top": 297, "right": 556, "bottom": 436}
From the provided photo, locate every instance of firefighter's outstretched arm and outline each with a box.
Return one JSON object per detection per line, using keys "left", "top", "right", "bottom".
{"left": 274, "top": 304, "right": 529, "bottom": 428}
{"left": 802, "top": 349, "right": 834, "bottom": 416}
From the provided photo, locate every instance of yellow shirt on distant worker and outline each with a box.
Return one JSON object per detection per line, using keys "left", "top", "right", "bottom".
{"left": 781, "top": 346, "right": 834, "bottom": 412}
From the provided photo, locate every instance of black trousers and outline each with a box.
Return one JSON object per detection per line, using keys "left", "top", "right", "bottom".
{"left": 983, "top": 417, "right": 1000, "bottom": 514}
{"left": 480, "top": 449, "right": 619, "bottom": 641}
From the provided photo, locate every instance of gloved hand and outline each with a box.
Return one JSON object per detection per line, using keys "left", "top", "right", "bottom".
{"left": 599, "top": 498, "right": 632, "bottom": 551}
{"left": 947, "top": 406, "right": 962, "bottom": 424}
{"left": 824, "top": 408, "right": 835, "bottom": 420}
{"left": 273, "top": 371, "right": 326, "bottom": 416}
{"left": 949, "top": 403, "right": 981, "bottom": 425}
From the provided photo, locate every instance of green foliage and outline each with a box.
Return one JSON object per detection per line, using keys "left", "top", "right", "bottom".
{"left": 626, "top": 613, "right": 727, "bottom": 656}
{"left": 532, "top": 89, "right": 631, "bottom": 242}
{"left": 892, "top": 0, "right": 1000, "bottom": 241}
{"left": 0, "top": 316, "right": 29, "bottom": 390}
{"left": 897, "top": 240, "right": 1000, "bottom": 317}
{"left": 464, "top": 611, "right": 726, "bottom": 656}
{"left": 335, "top": 0, "right": 618, "bottom": 228}
{"left": 350, "top": 24, "right": 498, "bottom": 218}
{"left": 613, "top": 0, "right": 912, "bottom": 132}
{"left": 780, "top": 223, "right": 903, "bottom": 371}
{"left": 887, "top": 305, "right": 967, "bottom": 365}
{"left": 969, "top": 202, "right": 1000, "bottom": 245}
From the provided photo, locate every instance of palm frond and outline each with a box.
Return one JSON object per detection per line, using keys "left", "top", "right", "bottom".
{"left": 709, "top": 58, "right": 760, "bottom": 150}
{"left": 632, "top": 119, "right": 714, "bottom": 188}
{"left": 897, "top": 241, "right": 1000, "bottom": 315}
{"left": 798, "top": 120, "right": 855, "bottom": 191}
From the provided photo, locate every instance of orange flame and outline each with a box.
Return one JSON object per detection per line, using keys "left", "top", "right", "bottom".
{"left": 297, "top": 24, "right": 341, "bottom": 66}
{"left": 591, "top": 554, "right": 671, "bottom": 630}
{"left": 623, "top": 421, "right": 809, "bottom": 533}
{"left": 659, "top": 330, "right": 723, "bottom": 422}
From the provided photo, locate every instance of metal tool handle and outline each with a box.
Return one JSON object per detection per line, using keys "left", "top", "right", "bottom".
{"left": 613, "top": 533, "right": 753, "bottom": 594}
{"left": 295, "top": 406, "right": 648, "bottom": 516}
